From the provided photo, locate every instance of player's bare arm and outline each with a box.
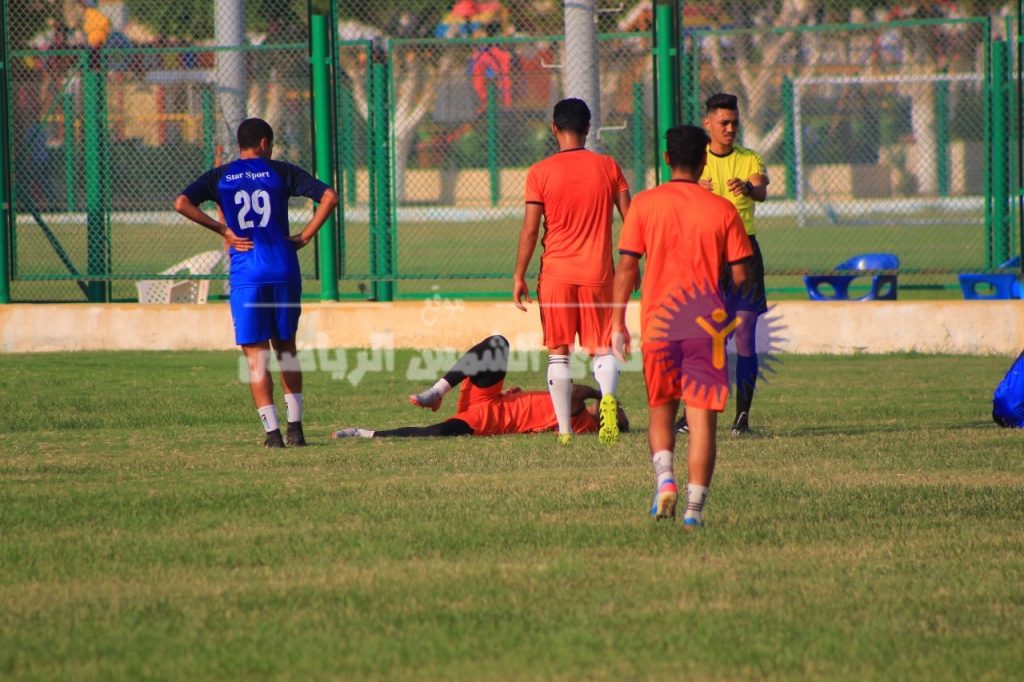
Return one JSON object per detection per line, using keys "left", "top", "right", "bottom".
{"left": 512, "top": 203, "right": 544, "bottom": 311}
{"left": 174, "top": 194, "right": 253, "bottom": 251}
{"left": 610, "top": 253, "right": 640, "bottom": 361}
{"left": 613, "top": 190, "right": 640, "bottom": 288}
{"left": 290, "top": 188, "right": 339, "bottom": 250}
{"left": 614, "top": 190, "right": 631, "bottom": 220}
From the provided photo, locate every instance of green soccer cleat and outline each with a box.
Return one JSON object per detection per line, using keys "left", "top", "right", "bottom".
{"left": 557, "top": 433, "right": 573, "bottom": 446}
{"left": 598, "top": 394, "right": 619, "bottom": 445}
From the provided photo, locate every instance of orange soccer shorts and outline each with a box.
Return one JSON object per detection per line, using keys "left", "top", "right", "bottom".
{"left": 537, "top": 278, "right": 613, "bottom": 353}
{"left": 642, "top": 338, "right": 729, "bottom": 411}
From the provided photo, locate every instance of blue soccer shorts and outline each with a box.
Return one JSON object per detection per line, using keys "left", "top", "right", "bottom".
{"left": 229, "top": 283, "right": 302, "bottom": 345}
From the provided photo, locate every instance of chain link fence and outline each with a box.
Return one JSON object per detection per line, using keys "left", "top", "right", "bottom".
{"left": 6, "top": 0, "right": 314, "bottom": 301}
{"left": 3, "top": 1, "right": 1021, "bottom": 302}
{"left": 686, "top": 9, "right": 1017, "bottom": 294}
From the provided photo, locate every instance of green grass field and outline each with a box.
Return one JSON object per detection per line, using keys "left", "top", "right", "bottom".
{"left": 2, "top": 350, "right": 1023, "bottom": 679}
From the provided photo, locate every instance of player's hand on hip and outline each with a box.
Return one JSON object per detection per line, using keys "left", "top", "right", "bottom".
{"left": 290, "top": 233, "right": 312, "bottom": 250}
{"left": 699, "top": 178, "right": 714, "bottom": 191}
{"left": 224, "top": 229, "right": 253, "bottom": 252}
{"left": 513, "top": 278, "right": 532, "bottom": 311}
{"left": 611, "top": 327, "right": 630, "bottom": 362}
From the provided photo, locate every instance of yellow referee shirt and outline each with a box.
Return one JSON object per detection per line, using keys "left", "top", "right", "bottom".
{"left": 701, "top": 145, "right": 766, "bottom": 236}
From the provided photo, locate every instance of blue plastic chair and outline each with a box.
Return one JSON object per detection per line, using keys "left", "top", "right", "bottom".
{"left": 958, "top": 256, "right": 1022, "bottom": 300}
{"left": 804, "top": 253, "right": 900, "bottom": 301}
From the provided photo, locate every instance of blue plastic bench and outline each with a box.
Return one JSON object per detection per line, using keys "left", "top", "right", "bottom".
{"left": 804, "top": 253, "right": 900, "bottom": 301}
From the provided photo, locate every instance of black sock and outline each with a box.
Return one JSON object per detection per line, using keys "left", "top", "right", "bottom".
{"left": 736, "top": 354, "right": 758, "bottom": 416}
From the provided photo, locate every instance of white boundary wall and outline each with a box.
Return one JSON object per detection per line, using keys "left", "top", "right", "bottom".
{"left": 1, "top": 301, "right": 1022, "bottom": 355}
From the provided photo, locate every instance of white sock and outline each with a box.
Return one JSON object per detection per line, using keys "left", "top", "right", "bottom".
{"left": 431, "top": 378, "right": 453, "bottom": 396}
{"left": 357, "top": 428, "right": 375, "bottom": 438}
{"left": 284, "top": 393, "right": 303, "bottom": 424}
{"left": 547, "top": 355, "right": 573, "bottom": 434}
{"left": 652, "top": 449, "right": 675, "bottom": 486}
{"left": 685, "top": 484, "right": 709, "bottom": 521}
{"left": 592, "top": 354, "right": 619, "bottom": 398}
{"left": 257, "top": 404, "right": 280, "bottom": 433}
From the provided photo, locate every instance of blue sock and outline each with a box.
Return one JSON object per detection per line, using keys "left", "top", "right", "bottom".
{"left": 736, "top": 354, "right": 758, "bottom": 414}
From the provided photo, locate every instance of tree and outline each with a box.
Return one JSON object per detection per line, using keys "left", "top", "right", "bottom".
{"left": 335, "top": 20, "right": 460, "bottom": 204}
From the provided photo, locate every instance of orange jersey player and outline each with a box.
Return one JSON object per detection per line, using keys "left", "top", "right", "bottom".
{"left": 331, "top": 336, "right": 628, "bottom": 439}
{"left": 512, "top": 98, "right": 631, "bottom": 446}
{"left": 611, "top": 124, "right": 753, "bottom": 529}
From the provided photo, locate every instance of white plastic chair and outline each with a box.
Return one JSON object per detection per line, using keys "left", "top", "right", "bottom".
{"left": 136, "top": 250, "right": 226, "bottom": 304}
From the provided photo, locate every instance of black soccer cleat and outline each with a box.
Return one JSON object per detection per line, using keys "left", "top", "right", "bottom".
{"left": 675, "top": 413, "right": 689, "bottom": 434}
{"left": 286, "top": 421, "right": 307, "bottom": 446}
{"left": 264, "top": 428, "right": 286, "bottom": 448}
{"left": 731, "top": 411, "right": 751, "bottom": 436}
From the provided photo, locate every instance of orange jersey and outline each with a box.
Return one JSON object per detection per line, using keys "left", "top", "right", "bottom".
{"left": 453, "top": 388, "right": 599, "bottom": 436}
{"left": 525, "top": 149, "right": 629, "bottom": 286}
{"left": 618, "top": 180, "right": 752, "bottom": 342}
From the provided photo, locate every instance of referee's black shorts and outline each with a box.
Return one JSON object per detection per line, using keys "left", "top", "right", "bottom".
{"left": 724, "top": 235, "right": 768, "bottom": 315}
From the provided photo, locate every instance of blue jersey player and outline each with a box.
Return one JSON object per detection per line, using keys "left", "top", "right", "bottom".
{"left": 175, "top": 118, "right": 339, "bottom": 448}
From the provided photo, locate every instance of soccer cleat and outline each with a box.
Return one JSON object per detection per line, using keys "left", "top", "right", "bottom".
{"left": 557, "top": 433, "right": 573, "bottom": 446}
{"left": 682, "top": 516, "right": 705, "bottom": 531}
{"left": 675, "top": 413, "right": 689, "bottom": 434}
{"left": 598, "top": 394, "right": 619, "bottom": 445}
{"left": 331, "top": 427, "right": 360, "bottom": 439}
{"left": 649, "top": 479, "right": 678, "bottom": 520}
{"left": 286, "top": 421, "right": 306, "bottom": 446}
{"left": 731, "top": 411, "right": 750, "bottom": 436}
{"left": 409, "top": 389, "right": 443, "bottom": 412}
{"left": 263, "top": 428, "right": 285, "bottom": 449}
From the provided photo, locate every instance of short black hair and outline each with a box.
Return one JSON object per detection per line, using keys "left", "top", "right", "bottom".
{"left": 552, "top": 98, "right": 591, "bottom": 135}
{"left": 705, "top": 92, "right": 739, "bottom": 114}
{"left": 665, "top": 125, "right": 709, "bottom": 171}
{"left": 236, "top": 118, "right": 274, "bottom": 150}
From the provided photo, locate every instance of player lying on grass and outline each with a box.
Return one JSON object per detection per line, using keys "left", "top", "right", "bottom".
{"left": 332, "top": 335, "right": 629, "bottom": 438}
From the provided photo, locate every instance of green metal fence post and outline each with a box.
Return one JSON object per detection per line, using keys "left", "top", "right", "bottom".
{"left": 202, "top": 87, "right": 215, "bottom": 169}
{"left": 63, "top": 92, "right": 76, "bottom": 212}
{"left": 371, "top": 60, "right": 393, "bottom": 302}
{"left": 486, "top": 80, "right": 499, "bottom": 207}
{"left": 782, "top": 76, "right": 797, "bottom": 200}
{"left": 83, "top": 67, "right": 108, "bottom": 302}
{"left": 935, "top": 79, "right": 950, "bottom": 198}
{"left": 0, "top": 2, "right": 11, "bottom": 304}
{"left": 326, "top": 0, "right": 347, "bottom": 277}
{"left": 311, "top": 15, "right": 339, "bottom": 301}
{"left": 992, "top": 40, "right": 1010, "bottom": 265}
{"left": 653, "top": 0, "right": 677, "bottom": 183}
{"left": 631, "top": 81, "right": 646, "bottom": 191}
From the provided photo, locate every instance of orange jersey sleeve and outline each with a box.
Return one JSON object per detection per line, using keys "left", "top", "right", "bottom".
{"left": 524, "top": 150, "right": 630, "bottom": 286}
